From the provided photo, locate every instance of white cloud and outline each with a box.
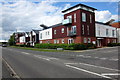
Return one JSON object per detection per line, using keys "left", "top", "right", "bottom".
{"left": 95, "top": 10, "right": 118, "bottom": 23}
{"left": 1, "top": 1, "right": 70, "bottom": 40}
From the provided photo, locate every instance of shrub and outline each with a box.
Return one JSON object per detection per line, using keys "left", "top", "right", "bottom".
{"left": 34, "top": 43, "right": 96, "bottom": 50}
{"left": 107, "top": 43, "right": 120, "bottom": 47}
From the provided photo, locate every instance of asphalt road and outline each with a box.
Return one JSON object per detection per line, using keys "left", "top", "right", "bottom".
{"left": 2, "top": 46, "right": 120, "bottom": 80}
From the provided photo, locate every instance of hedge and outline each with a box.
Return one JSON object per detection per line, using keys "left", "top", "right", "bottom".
{"left": 34, "top": 43, "right": 96, "bottom": 50}
{"left": 107, "top": 43, "right": 120, "bottom": 47}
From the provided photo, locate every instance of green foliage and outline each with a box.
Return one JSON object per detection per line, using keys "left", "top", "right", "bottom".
{"left": 35, "top": 43, "right": 96, "bottom": 50}
{"left": 8, "top": 33, "right": 15, "bottom": 46}
{"left": 107, "top": 43, "right": 120, "bottom": 47}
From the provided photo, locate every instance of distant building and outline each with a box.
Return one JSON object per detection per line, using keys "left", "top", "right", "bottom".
{"left": 110, "top": 22, "right": 120, "bottom": 43}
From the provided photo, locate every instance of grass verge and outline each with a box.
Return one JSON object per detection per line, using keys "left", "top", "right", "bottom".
{"left": 10, "top": 46, "right": 65, "bottom": 52}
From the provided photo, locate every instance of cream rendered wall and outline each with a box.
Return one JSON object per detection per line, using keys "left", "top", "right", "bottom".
{"left": 39, "top": 28, "right": 52, "bottom": 40}
{"left": 117, "top": 28, "right": 120, "bottom": 43}
{"left": 95, "top": 23, "right": 117, "bottom": 38}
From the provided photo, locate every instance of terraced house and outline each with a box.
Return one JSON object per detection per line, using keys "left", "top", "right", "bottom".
{"left": 39, "top": 3, "right": 117, "bottom": 47}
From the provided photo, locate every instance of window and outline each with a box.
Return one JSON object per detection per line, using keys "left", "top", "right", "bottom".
{"left": 106, "top": 29, "right": 109, "bottom": 36}
{"left": 87, "top": 25, "right": 89, "bottom": 35}
{"left": 82, "top": 12, "right": 86, "bottom": 22}
{"left": 112, "top": 30, "right": 115, "bottom": 37}
{"left": 62, "top": 28, "right": 64, "bottom": 33}
{"left": 54, "top": 40, "right": 57, "bottom": 44}
{"left": 88, "top": 38, "right": 91, "bottom": 43}
{"left": 84, "top": 38, "right": 87, "bottom": 43}
{"left": 46, "top": 32, "right": 47, "bottom": 35}
{"left": 54, "top": 30, "right": 56, "bottom": 34}
{"left": 40, "top": 33, "right": 42, "bottom": 39}
{"left": 82, "top": 25, "right": 84, "bottom": 35}
{"left": 57, "top": 40, "right": 59, "bottom": 44}
{"left": 48, "top": 31, "right": 49, "bottom": 35}
{"left": 67, "top": 15, "right": 72, "bottom": 19}
{"left": 62, "top": 39, "right": 64, "bottom": 44}
{"left": 98, "top": 27, "right": 100, "bottom": 36}
{"left": 74, "top": 13, "right": 76, "bottom": 22}
{"left": 90, "top": 14, "right": 92, "bottom": 23}
{"left": 72, "top": 26, "right": 76, "bottom": 34}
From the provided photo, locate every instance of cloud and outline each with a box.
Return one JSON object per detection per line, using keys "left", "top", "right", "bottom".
{"left": 1, "top": 1, "right": 70, "bottom": 40}
{"left": 95, "top": 10, "right": 118, "bottom": 23}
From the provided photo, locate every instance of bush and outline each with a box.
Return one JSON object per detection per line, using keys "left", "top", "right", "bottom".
{"left": 107, "top": 43, "right": 120, "bottom": 47}
{"left": 34, "top": 43, "right": 96, "bottom": 50}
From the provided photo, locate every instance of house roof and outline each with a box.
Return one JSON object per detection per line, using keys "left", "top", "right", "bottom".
{"left": 95, "top": 21, "right": 105, "bottom": 25}
{"left": 62, "top": 3, "right": 97, "bottom": 13}
{"left": 49, "top": 23, "right": 62, "bottom": 28}
{"left": 32, "top": 30, "right": 41, "bottom": 34}
{"left": 110, "top": 22, "right": 120, "bottom": 28}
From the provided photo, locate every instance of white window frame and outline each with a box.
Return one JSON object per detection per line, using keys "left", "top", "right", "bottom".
{"left": 106, "top": 29, "right": 109, "bottom": 36}
{"left": 112, "top": 30, "right": 115, "bottom": 37}
{"left": 82, "top": 12, "right": 86, "bottom": 22}
{"left": 62, "top": 39, "right": 64, "bottom": 44}
{"left": 61, "top": 28, "right": 64, "bottom": 33}
{"left": 57, "top": 40, "right": 59, "bottom": 44}
{"left": 74, "top": 13, "right": 76, "bottom": 22}
{"left": 54, "top": 40, "right": 57, "bottom": 44}
{"left": 90, "top": 14, "right": 92, "bottom": 23}
{"left": 82, "top": 25, "right": 84, "bottom": 35}
{"left": 84, "top": 38, "right": 87, "bottom": 43}
{"left": 54, "top": 30, "right": 56, "bottom": 34}
{"left": 40, "top": 33, "right": 42, "bottom": 39}
{"left": 87, "top": 25, "right": 90, "bottom": 35}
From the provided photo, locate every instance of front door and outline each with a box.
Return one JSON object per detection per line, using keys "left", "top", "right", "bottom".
{"left": 97, "top": 39, "right": 102, "bottom": 47}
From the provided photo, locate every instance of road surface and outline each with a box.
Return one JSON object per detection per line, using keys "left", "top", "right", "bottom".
{"left": 2, "top": 46, "right": 120, "bottom": 80}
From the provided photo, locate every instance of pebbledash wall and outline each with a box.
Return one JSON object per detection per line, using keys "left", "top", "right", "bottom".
{"left": 39, "top": 3, "right": 117, "bottom": 47}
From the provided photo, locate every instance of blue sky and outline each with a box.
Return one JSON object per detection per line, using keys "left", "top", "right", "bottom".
{"left": 53, "top": 2, "right": 118, "bottom": 15}
{"left": 0, "top": 1, "right": 119, "bottom": 40}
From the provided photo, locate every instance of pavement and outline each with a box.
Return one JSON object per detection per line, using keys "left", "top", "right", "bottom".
{"left": 1, "top": 46, "right": 120, "bottom": 80}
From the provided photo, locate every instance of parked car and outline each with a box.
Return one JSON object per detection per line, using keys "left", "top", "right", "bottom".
{"left": 2, "top": 44, "right": 7, "bottom": 47}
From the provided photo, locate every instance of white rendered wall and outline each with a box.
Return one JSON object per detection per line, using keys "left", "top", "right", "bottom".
{"left": 19, "top": 36, "right": 26, "bottom": 43}
{"left": 95, "top": 23, "right": 117, "bottom": 38}
{"left": 117, "top": 28, "right": 120, "bottom": 43}
{"left": 39, "top": 28, "right": 52, "bottom": 40}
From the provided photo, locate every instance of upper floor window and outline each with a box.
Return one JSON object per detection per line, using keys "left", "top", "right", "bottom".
{"left": 46, "top": 32, "right": 47, "bottom": 35}
{"left": 90, "top": 14, "right": 92, "bottom": 23}
{"left": 82, "top": 25, "right": 84, "bottom": 35}
{"left": 67, "top": 15, "right": 72, "bottom": 19}
{"left": 112, "top": 30, "right": 115, "bottom": 37}
{"left": 54, "top": 30, "right": 56, "bottom": 34}
{"left": 62, "top": 28, "right": 64, "bottom": 33}
{"left": 82, "top": 12, "right": 86, "bottom": 22}
{"left": 106, "top": 29, "right": 109, "bottom": 36}
{"left": 74, "top": 13, "right": 76, "bottom": 22}
{"left": 40, "top": 33, "right": 42, "bottom": 39}
{"left": 48, "top": 31, "right": 49, "bottom": 35}
{"left": 87, "top": 25, "right": 90, "bottom": 35}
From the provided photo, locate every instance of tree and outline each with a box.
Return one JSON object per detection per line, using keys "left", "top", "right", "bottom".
{"left": 8, "top": 33, "right": 15, "bottom": 46}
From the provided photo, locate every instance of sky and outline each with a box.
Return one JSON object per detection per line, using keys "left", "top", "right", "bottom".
{"left": 0, "top": 0, "right": 119, "bottom": 40}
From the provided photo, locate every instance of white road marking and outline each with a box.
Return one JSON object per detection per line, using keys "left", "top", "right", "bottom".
{"left": 101, "top": 73, "right": 120, "bottom": 76}
{"left": 65, "top": 62, "right": 119, "bottom": 71}
{"left": 99, "top": 58, "right": 107, "bottom": 60}
{"left": 109, "top": 59, "right": 118, "bottom": 61}
{"left": 34, "top": 55, "right": 59, "bottom": 61}
{"left": 21, "top": 52, "right": 30, "bottom": 55}
{"left": 66, "top": 64, "right": 112, "bottom": 79}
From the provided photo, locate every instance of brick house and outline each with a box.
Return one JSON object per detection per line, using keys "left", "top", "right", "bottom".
{"left": 15, "top": 32, "right": 25, "bottom": 45}
{"left": 39, "top": 3, "right": 97, "bottom": 45}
